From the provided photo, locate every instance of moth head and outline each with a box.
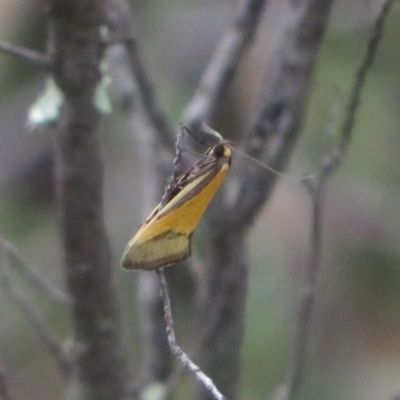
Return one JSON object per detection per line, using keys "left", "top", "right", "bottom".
{"left": 212, "top": 142, "right": 232, "bottom": 165}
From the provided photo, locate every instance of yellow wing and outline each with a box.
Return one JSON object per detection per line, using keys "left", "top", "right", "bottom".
{"left": 122, "top": 157, "right": 230, "bottom": 270}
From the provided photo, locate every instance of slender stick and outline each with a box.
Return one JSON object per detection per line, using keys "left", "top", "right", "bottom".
{"left": 159, "top": 126, "right": 184, "bottom": 208}
{"left": 0, "top": 39, "right": 52, "bottom": 69}
{"left": 229, "top": 0, "right": 335, "bottom": 228}
{"left": 107, "top": 1, "right": 180, "bottom": 388}
{"left": 0, "top": 270, "right": 72, "bottom": 375}
{"left": 276, "top": 2, "right": 395, "bottom": 399}
{"left": 0, "top": 362, "right": 17, "bottom": 400}
{"left": 0, "top": 235, "right": 70, "bottom": 305}
{"left": 156, "top": 269, "right": 226, "bottom": 400}
{"left": 283, "top": 181, "right": 324, "bottom": 400}
{"left": 182, "top": 0, "right": 268, "bottom": 128}
{"left": 323, "top": 0, "right": 395, "bottom": 176}
{"left": 124, "top": 36, "right": 176, "bottom": 147}
{"left": 106, "top": 0, "right": 176, "bottom": 148}
{"left": 156, "top": 130, "right": 225, "bottom": 398}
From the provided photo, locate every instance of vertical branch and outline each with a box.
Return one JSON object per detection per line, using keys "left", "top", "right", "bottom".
{"left": 231, "top": 0, "right": 335, "bottom": 227}
{"left": 157, "top": 269, "right": 226, "bottom": 400}
{"left": 50, "top": 1, "right": 126, "bottom": 399}
{"left": 139, "top": 127, "right": 186, "bottom": 387}
{"left": 106, "top": 0, "right": 175, "bottom": 388}
{"left": 137, "top": 272, "right": 172, "bottom": 386}
{"left": 107, "top": 1, "right": 269, "bottom": 391}
{"left": 106, "top": 0, "right": 175, "bottom": 149}
{"left": 199, "top": 1, "right": 334, "bottom": 399}
{"left": 323, "top": 0, "right": 395, "bottom": 174}
{"left": 182, "top": 0, "right": 268, "bottom": 128}
{"left": 198, "top": 230, "right": 248, "bottom": 400}
{"left": 134, "top": 121, "right": 173, "bottom": 386}
{"left": 275, "top": 181, "right": 324, "bottom": 400}
{"left": 275, "top": 2, "right": 395, "bottom": 399}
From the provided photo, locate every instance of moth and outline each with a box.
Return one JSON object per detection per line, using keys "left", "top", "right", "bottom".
{"left": 122, "top": 137, "right": 232, "bottom": 270}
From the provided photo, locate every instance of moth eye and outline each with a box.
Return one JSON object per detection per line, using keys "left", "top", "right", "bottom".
{"left": 213, "top": 144, "right": 225, "bottom": 157}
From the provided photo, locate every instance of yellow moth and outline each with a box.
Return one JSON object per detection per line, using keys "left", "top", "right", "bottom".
{"left": 122, "top": 135, "right": 232, "bottom": 270}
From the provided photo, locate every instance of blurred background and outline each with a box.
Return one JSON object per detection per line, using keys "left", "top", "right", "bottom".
{"left": 0, "top": 0, "right": 400, "bottom": 399}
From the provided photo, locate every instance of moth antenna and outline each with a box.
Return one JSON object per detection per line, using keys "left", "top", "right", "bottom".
{"left": 179, "top": 122, "right": 223, "bottom": 147}
{"left": 200, "top": 122, "right": 224, "bottom": 142}
{"left": 179, "top": 124, "right": 210, "bottom": 147}
{"left": 235, "top": 148, "right": 315, "bottom": 182}
{"left": 182, "top": 123, "right": 314, "bottom": 181}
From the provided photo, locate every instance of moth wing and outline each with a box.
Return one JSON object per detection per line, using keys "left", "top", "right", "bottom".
{"left": 121, "top": 230, "right": 191, "bottom": 270}
{"left": 121, "top": 170, "right": 216, "bottom": 270}
{"left": 122, "top": 148, "right": 230, "bottom": 271}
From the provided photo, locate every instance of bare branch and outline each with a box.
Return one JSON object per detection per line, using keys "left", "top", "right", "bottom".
{"left": 277, "top": 181, "right": 324, "bottom": 400}
{"left": 107, "top": 2, "right": 177, "bottom": 388}
{"left": 0, "top": 39, "right": 52, "bottom": 69}
{"left": 156, "top": 269, "right": 226, "bottom": 400}
{"left": 0, "top": 362, "right": 17, "bottom": 400}
{"left": 182, "top": 0, "right": 268, "bottom": 129}
{"left": 183, "top": 2, "right": 337, "bottom": 400}
{"left": 0, "top": 235, "right": 71, "bottom": 305}
{"left": 321, "top": 0, "right": 395, "bottom": 177}
{"left": 0, "top": 269, "right": 72, "bottom": 375}
{"left": 160, "top": 126, "right": 184, "bottom": 208}
{"left": 106, "top": 0, "right": 176, "bottom": 148}
{"left": 228, "top": 0, "right": 335, "bottom": 228}
{"left": 196, "top": 2, "right": 333, "bottom": 398}
{"left": 273, "top": 3, "right": 395, "bottom": 399}
{"left": 50, "top": 1, "right": 127, "bottom": 398}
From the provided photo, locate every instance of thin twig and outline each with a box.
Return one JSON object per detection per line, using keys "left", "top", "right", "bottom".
{"left": 197, "top": 1, "right": 334, "bottom": 397}
{"left": 106, "top": 0, "right": 176, "bottom": 148}
{"left": 229, "top": 0, "right": 335, "bottom": 229}
{"left": 275, "top": 2, "right": 395, "bottom": 399}
{"left": 282, "top": 181, "right": 324, "bottom": 400}
{"left": 159, "top": 126, "right": 184, "bottom": 208}
{"left": 0, "top": 235, "right": 71, "bottom": 305}
{"left": 0, "top": 39, "right": 52, "bottom": 69}
{"left": 123, "top": 36, "right": 175, "bottom": 148}
{"left": 0, "top": 362, "right": 17, "bottom": 400}
{"left": 156, "top": 269, "right": 226, "bottom": 400}
{"left": 0, "top": 269, "right": 72, "bottom": 375}
{"left": 323, "top": 0, "right": 395, "bottom": 176}
{"left": 107, "top": 1, "right": 181, "bottom": 388}
{"left": 182, "top": 0, "right": 268, "bottom": 128}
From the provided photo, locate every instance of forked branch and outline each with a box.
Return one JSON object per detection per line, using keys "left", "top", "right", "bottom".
{"left": 322, "top": 0, "right": 395, "bottom": 176}
{"left": 275, "top": 1, "right": 395, "bottom": 399}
